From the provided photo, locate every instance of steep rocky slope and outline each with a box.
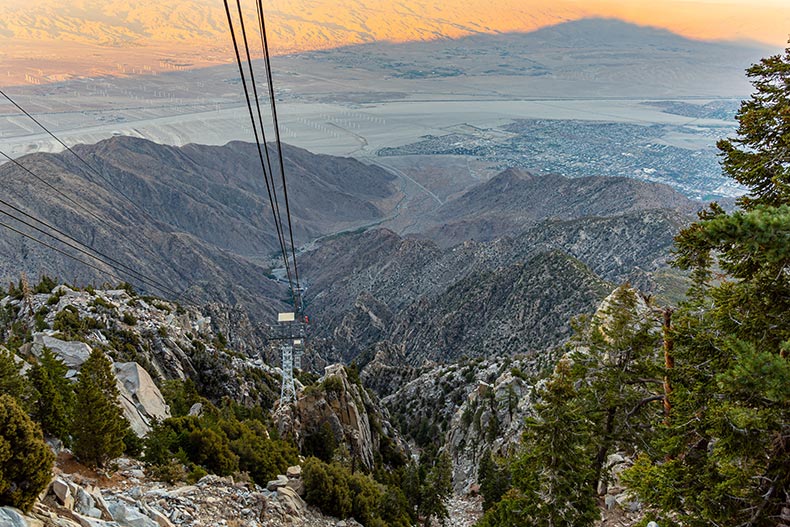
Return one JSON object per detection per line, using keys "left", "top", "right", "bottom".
{"left": 277, "top": 364, "right": 408, "bottom": 473}
{"left": 1, "top": 282, "right": 284, "bottom": 413}
{"left": 301, "top": 202, "right": 688, "bottom": 365}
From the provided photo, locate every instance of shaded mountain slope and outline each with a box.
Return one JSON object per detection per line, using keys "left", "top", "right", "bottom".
{"left": 423, "top": 168, "right": 698, "bottom": 246}
{"left": 0, "top": 136, "right": 397, "bottom": 318}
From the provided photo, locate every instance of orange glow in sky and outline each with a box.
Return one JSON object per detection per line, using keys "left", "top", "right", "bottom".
{"left": 0, "top": 0, "right": 787, "bottom": 84}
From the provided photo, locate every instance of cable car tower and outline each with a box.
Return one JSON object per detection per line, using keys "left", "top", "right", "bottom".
{"left": 277, "top": 287, "right": 306, "bottom": 405}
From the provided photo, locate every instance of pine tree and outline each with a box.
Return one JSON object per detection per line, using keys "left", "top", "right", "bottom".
{"left": 478, "top": 359, "right": 599, "bottom": 527}
{"left": 419, "top": 451, "right": 453, "bottom": 527}
{"left": 72, "top": 349, "right": 126, "bottom": 468}
{"left": 571, "top": 285, "right": 664, "bottom": 492}
{"left": 478, "top": 449, "right": 511, "bottom": 511}
{"left": 28, "top": 362, "right": 70, "bottom": 441}
{"left": 0, "top": 347, "right": 27, "bottom": 401}
{"left": 0, "top": 394, "right": 55, "bottom": 512}
{"left": 39, "top": 346, "right": 74, "bottom": 414}
{"left": 717, "top": 45, "right": 790, "bottom": 210}
{"left": 624, "top": 43, "right": 790, "bottom": 527}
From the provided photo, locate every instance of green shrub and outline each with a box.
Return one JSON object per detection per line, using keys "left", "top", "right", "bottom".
{"left": 123, "top": 427, "right": 144, "bottom": 457}
{"left": 33, "top": 275, "right": 57, "bottom": 295}
{"left": 185, "top": 428, "right": 239, "bottom": 476}
{"left": 122, "top": 312, "right": 137, "bottom": 326}
{"left": 46, "top": 290, "right": 64, "bottom": 305}
{"left": 0, "top": 394, "right": 55, "bottom": 511}
{"left": 145, "top": 460, "right": 186, "bottom": 485}
{"left": 322, "top": 376, "right": 344, "bottom": 395}
{"left": 302, "top": 457, "right": 405, "bottom": 525}
{"left": 143, "top": 412, "right": 296, "bottom": 486}
{"left": 303, "top": 422, "right": 337, "bottom": 462}
{"left": 0, "top": 348, "right": 28, "bottom": 401}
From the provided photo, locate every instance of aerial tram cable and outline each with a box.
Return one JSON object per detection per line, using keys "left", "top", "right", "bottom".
{"left": 0, "top": 220, "right": 134, "bottom": 288}
{"left": 0, "top": 149, "right": 122, "bottom": 229}
{"left": 0, "top": 219, "right": 203, "bottom": 305}
{"left": 0, "top": 198, "right": 183, "bottom": 298}
{"left": 222, "top": 0, "right": 295, "bottom": 298}
{"left": 231, "top": 0, "right": 294, "bottom": 293}
{"left": 0, "top": 147, "right": 199, "bottom": 300}
{"left": 0, "top": 97, "right": 208, "bottom": 287}
{"left": 256, "top": 0, "right": 301, "bottom": 292}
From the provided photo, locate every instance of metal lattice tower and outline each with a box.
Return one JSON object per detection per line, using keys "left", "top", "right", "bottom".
{"left": 293, "top": 338, "right": 304, "bottom": 370}
{"left": 277, "top": 295, "right": 307, "bottom": 406}
{"left": 279, "top": 341, "right": 296, "bottom": 403}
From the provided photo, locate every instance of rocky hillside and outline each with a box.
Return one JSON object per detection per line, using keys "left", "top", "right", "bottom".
{"left": 0, "top": 455, "right": 371, "bottom": 527}
{"left": 1, "top": 282, "right": 284, "bottom": 415}
{"left": 0, "top": 278, "right": 424, "bottom": 526}
{"left": 0, "top": 137, "right": 398, "bottom": 319}
{"left": 301, "top": 203, "right": 688, "bottom": 365}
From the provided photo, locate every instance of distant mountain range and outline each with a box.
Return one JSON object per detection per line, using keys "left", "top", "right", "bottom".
{"left": 0, "top": 136, "right": 397, "bottom": 317}
{"left": 0, "top": 3, "right": 780, "bottom": 86}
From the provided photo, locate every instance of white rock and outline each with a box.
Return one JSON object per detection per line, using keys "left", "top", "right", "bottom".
{"left": 52, "top": 479, "right": 75, "bottom": 510}
{"left": 0, "top": 507, "right": 36, "bottom": 527}
{"left": 74, "top": 487, "right": 101, "bottom": 518}
{"left": 33, "top": 334, "right": 91, "bottom": 369}
{"left": 266, "top": 475, "right": 289, "bottom": 491}
{"left": 139, "top": 504, "right": 174, "bottom": 527}
{"left": 285, "top": 465, "right": 301, "bottom": 478}
{"left": 107, "top": 501, "right": 158, "bottom": 527}
{"left": 285, "top": 478, "right": 304, "bottom": 496}
{"left": 114, "top": 362, "right": 170, "bottom": 437}
{"left": 187, "top": 403, "right": 202, "bottom": 417}
{"left": 276, "top": 486, "right": 306, "bottom": 515}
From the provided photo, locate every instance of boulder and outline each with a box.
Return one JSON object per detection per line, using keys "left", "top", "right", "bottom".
{"left": 52, "top": 478, "right": 75, "bottom": 510}
{"left": 114, "top": 362, "right": 170, "bottom": 436}
{"left": 286, "top": 465, "right": 301, "bottom": 478}
{"left": 74, "top": 487, "right": 102, "bottom": 519}
{"left": 106, "top": 501, "right": 158, "bottom": 527}
{"left": 276, "top": 486, "right": 306, "bottom": 515}
{"left": 139, "top": 503, "right": 174, "bottom": 527}
{"left": 32, "top": 334, "right": 91, "bottom": 369}
{"left": 266, "top": 475, "right": 289, "bottom": 491}
{"left": 187, "top": 403, "right": 202, "bottom": 417}
{"left": 285, "top": 478, "right": 305, "bottom": 496}
{"left": 0, "top": 507, "right": 37, "bottom": 527}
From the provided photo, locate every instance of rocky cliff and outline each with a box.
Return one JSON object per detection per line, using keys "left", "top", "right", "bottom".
{"left": 1, "top": 282, "right": 285, "bottom": 425}
{"left": 277, "top": 364, "right": 409, "bottom": 473}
